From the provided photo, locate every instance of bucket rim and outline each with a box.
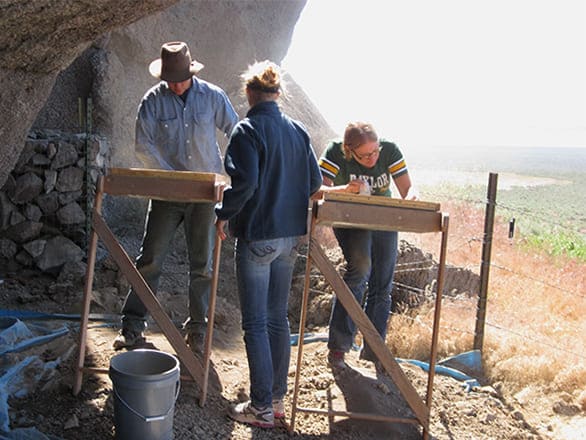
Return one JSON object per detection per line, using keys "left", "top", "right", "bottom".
{"left": 109, "top": 349, "right": 180, "bottom": 378}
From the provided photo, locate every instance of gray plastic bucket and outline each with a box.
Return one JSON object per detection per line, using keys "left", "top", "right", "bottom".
{"left": 109, "top": 349, "right": 180, "bottom": 440}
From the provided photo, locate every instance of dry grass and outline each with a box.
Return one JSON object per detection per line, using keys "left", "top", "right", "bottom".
{"left": 390, "top": 200, "right": 586, "bottom": 395}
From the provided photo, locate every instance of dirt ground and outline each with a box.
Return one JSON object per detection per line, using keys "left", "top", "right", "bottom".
{"left": 1, "top": 233, "right": 583, "bottom": 439}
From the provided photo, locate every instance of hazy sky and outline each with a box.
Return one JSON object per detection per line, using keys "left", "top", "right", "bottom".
{"left": 282, "top": 0, "right": 586, "bottom": 149}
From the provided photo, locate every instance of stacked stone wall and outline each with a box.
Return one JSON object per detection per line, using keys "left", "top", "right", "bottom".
{"left": 0, "top": 130, "right": 109, "bottom": 275}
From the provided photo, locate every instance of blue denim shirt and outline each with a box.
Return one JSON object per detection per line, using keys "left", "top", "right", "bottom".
{"left": 135, "top": 77, "right": 238, "bottom": 173}
{"left": 216, "top": 101, "right": 322, "bottom": 240}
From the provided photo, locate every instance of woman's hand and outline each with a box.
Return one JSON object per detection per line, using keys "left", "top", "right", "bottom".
{"left": 346, "top": 179, "right": 365, "bottom": 194}
{"left": 215, "top": 219, "right": 228, "bottom": 240}
{"left": 319, "top": 177, "right": 367, "bottom": 195}
{"left": 311, "top": 189, "right": 325, "bottom": 200}
{"left": 405, "top": 186, "right": 419, "bottom": 201}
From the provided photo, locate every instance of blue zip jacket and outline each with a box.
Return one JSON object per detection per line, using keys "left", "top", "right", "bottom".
{"left": 216, "top": 101, "right": 322, "bottom": 240}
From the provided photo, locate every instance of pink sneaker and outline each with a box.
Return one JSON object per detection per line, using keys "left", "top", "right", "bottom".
{"left": 272, "top": 398, "right": 285, "bottom": 419}
{"left": 229, "top": 401, "right": 274, "bottom": 428}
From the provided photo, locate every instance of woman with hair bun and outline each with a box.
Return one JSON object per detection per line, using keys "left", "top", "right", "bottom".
{"left": 215, "top": 60, "right": 322, "bottom": 428}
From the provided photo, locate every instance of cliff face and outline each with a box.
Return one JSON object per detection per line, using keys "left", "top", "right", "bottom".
{"left": 0, "top": 0, "right": 177, "bottom": 186}
{"left": 0, "top": 0, "right": 333, "bottom": 187}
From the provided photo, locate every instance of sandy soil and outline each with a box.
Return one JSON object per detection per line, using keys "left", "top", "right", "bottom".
{"left": 4, "top": 318, "right": 541, "bottom": 440}
{"left": 1, "top": 234, "right": 583, "bottom": 439}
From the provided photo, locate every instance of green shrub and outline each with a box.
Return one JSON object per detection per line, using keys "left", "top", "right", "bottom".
{"left": 525, "top": 230, "right": 586, "bottom": 262}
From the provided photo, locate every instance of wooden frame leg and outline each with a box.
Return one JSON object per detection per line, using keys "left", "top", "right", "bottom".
{"left": 199, "top": 231, "right": 222, "bottom": 406}
{"left": 288, "top": 198, "right": 446, "bottom": 438}
{"left": 92, "top": 213, "right": 205, "bottom": 384}
{"left": 290, "top": 203, "right": 318, "bottom": 432}
{"left": 422, "top": 214, "right": 449, "bottom": 439}
{"left": 199, "top": 182, "right": 227, "bottom": 405}
{"left": 73, "top": 181, "right": 104, "bottom": 396}
{"left": 289, "top": 241, "right": 313, "bottom": 432}
{"left": 72, "top": 174, "right": 227, "bottom": 406}
{"left": 309, "top": 240, "right": 430, "bottom": 426}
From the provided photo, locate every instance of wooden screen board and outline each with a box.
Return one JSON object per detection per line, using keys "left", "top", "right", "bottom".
{"left": 73, "top": 168, "right": 226, "bottom": 406}
{"left": 318, "top": 193, "right": 442, "bottom": 233}
{"left": 102, "top": 167, "right": 226, "bottom": 202}
{"left": 323, "top": 192, "right": 440, "bottom": 211}
{"left": 290, "top": 194, "right": 448, "bottom": 439}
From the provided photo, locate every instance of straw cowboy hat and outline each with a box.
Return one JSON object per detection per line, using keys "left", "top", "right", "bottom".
{"left": 148, "top": 41, "right": 204, "bottom": 82}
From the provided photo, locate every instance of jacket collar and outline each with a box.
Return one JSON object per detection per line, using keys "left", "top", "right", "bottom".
{"left": 246, "top": 100, "right": 279, "bottom": 117}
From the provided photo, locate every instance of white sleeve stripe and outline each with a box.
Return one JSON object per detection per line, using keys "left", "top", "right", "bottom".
{"left": 321, "top": 157, "right": 340, "bottom": 171}
{"left": 320, "top": 168, "right": 337, "bottom": 180}
{"left": 389, "top": 158, "right": 404, "bottom": 169}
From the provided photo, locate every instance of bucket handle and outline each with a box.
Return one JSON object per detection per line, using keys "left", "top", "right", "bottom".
{"left": 114, "top": 380, "right": 180, "bottom": 423}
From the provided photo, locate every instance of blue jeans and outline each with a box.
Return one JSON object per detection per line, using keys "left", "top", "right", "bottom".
{"left": 328, "top": 228, "right": 398, "bottom": 361}
{"left": 235, "top": 236, "right": 300, "bottom": 408}
{"left": 121, "top": 200, "right": 215, "bottom": 336}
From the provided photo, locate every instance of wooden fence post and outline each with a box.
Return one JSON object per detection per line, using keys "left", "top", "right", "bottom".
{"left": 474, "top": 172, "right": 498, "bottom": 351}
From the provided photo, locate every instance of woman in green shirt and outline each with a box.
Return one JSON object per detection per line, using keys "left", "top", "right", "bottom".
{"left": 318, "top": 121, "right": 417, "bottom": 368}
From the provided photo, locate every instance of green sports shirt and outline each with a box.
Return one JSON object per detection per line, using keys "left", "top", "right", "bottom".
{"left": 318, "top": 139, "right": 408, "bottom": 197}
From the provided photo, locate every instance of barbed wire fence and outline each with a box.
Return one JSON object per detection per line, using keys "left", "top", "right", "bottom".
{"left": 391, "top": 172, "right": 586, "bottom": 363}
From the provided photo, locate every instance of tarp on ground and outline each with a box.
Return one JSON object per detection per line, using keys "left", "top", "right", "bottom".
{"left": 0, "top": 317, "right": 69, "bottom": 438}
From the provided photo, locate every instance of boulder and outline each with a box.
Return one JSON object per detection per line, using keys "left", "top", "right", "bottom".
{"left": 35, "top": 236, "right": 85, "bottom": 273}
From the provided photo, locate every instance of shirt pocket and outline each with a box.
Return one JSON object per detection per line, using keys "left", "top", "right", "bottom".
{"left": 191, "top": 111, "right": 216, "bottom": 149}
{"left": 156, "top": 116, "right": 180, "bottom": 145}
{"left": 193, "top": 109, "right": 214, "bottom": 128}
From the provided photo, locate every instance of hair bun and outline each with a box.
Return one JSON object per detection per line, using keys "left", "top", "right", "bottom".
{"left": 243, "top": 60, "right": 282, "bottom": 93}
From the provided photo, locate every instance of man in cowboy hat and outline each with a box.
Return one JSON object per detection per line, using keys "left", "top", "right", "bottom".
{"left": 114, "top": 41, "right": 238, "bottom": 355}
